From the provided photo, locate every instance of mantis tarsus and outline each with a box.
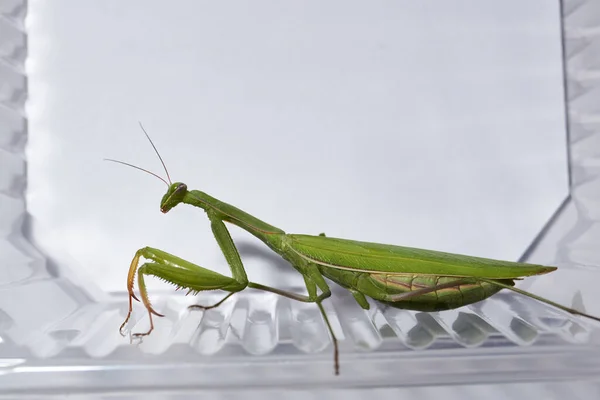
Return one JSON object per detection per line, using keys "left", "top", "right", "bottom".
{"left": 109, "top": 124, "right": 600, "bottom": 376}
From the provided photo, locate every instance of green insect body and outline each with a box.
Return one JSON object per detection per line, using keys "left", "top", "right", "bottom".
{"left": 286, "top": 234, "right": 551, "bottom": 312}
{"left": 109, "top": 126, "right": 600, "bottom": 376}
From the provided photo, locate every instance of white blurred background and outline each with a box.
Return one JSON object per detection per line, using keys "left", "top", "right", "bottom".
{"left": 25, "top": 0, "right": 568, "bottom": 295}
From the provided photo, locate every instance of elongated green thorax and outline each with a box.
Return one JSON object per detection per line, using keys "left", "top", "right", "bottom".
{"left": 183, "top": 190, "right": 284, "bottom": 235}
{"left": 160, "top": 183, "right": 284, "bottom": 235}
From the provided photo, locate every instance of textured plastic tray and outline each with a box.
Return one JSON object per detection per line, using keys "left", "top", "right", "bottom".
{"left": 2, "top": 0, "right": 600, "bottom": 396}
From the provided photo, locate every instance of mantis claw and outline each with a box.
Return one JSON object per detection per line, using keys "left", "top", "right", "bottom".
{"left": 132, "top": 330, "right": 152, "bottom": 339}
{"left": 149, "top": 307, "right": 165, "bottom": 317}
{"left": 130, "top": 333, "right": 147, "bottom": 345}
{"left": 118, "top": 291, "right": 137, "bottom": 337}
{"left": 119, "top": 322, "right": 129, "bottom": 337}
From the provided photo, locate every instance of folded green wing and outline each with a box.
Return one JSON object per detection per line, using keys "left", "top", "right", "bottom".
{"left": 288, "top": 234, "right": 556, "bottom": 279}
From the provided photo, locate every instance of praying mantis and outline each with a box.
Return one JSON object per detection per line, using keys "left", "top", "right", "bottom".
{"left": 110, "top": 124, "right": 600, "bottom": 376}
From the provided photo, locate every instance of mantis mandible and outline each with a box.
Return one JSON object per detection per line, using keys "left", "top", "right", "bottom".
{"left": 109, "top": 124, "right": 600, "bottom": 376}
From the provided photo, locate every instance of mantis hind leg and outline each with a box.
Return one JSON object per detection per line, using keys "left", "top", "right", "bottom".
{"left": 304, "top": 266, "right": 339, "bottom": 375}
{"left": 479, "top": 278, "right": 600, "bottom": 323}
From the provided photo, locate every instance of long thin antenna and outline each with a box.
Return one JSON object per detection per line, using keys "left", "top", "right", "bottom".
{"left": 104, "top": 158, "right": 169, "bottom": 187}
{"left": 138, "top": 122, "right": 172, "bottom": 185}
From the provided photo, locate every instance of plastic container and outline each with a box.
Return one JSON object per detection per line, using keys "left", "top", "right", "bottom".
{"left": 2, "top": 0, "right": 600, "bottom": 397}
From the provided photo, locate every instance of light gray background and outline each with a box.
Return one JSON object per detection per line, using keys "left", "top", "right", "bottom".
{"left": 26, "top": 0, "right": 568, "bottom": 294}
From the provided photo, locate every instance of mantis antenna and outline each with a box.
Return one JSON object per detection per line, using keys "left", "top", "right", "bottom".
{"left": 104, "top": 158, "right": 169, "bottom": 187}
{"left": 138, "top": 122, "right": 172, "bottom": 185}
{"left": 104, "top": 122, "right": 173, "bottom": 187}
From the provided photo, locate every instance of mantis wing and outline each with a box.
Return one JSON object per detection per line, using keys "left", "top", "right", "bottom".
{"left": 288, "top": 234, "right": 555, "bottom": 279}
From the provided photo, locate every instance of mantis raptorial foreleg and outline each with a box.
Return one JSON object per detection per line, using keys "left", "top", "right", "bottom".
{"left": 205, "top": 209, "right": 335, "bottom": 320}
{"left": 121, "top": 211, "right": 250, "bottom": 336}
{"left": 121, "top": 210, "right": 341, "bottom": 372}
{"left": 200, "top": 211, "right": 340, "bottom": 372}
{"left": 207, "top": 211, "right": 248, "bottom": 287}
{"left": 119, "top": 247, "right": 246, "bottom": 337}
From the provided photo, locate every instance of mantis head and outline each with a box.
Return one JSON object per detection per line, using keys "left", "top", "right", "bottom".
{"left": 160, "top": 182, "right": 188, "bottom": 213}
{"left": 105, "top": 123, "right": 186, "bottom": 213}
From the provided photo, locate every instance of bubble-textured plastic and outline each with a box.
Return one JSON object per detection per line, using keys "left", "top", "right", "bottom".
{"left": 2, "top": 0, "right": 600, "bottom": 397}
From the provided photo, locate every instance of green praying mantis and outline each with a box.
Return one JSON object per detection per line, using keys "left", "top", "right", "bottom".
{"left": 110, "top": 124, "right": 600, "bottom": 376}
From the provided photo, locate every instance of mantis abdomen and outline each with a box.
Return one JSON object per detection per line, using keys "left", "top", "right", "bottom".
{"left": 320, "top": 266, "right": 515, "bottom": 312}
{"left": 374, "top": 275, "right": 515, "bottom": 312}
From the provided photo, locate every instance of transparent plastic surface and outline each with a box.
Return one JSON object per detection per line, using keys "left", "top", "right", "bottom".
{"left": 2, "top": 0, "right": 600, "bottom": 397}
